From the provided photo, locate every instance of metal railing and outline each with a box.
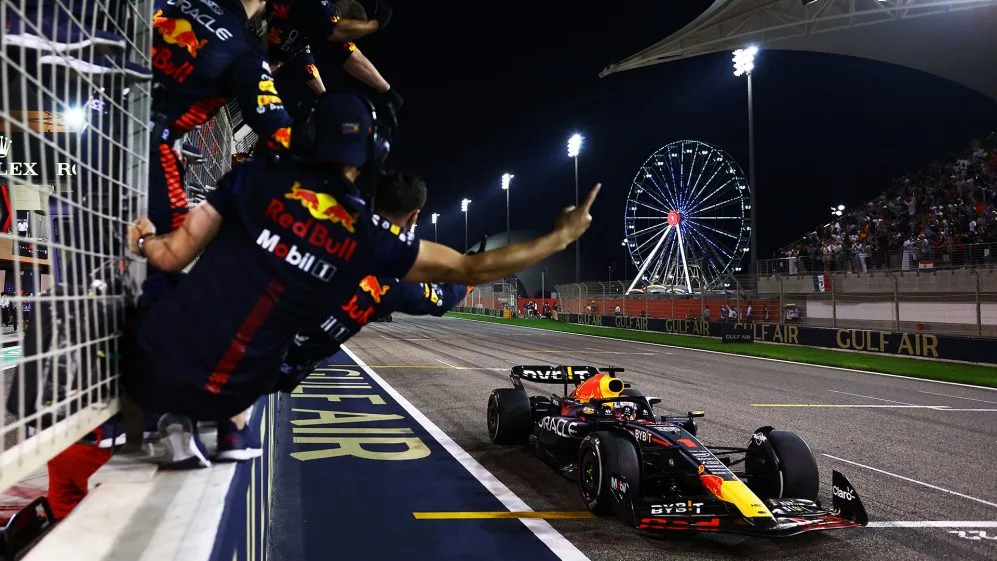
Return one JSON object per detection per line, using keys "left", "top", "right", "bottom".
{"left": 466, "top": 282, "right": 516, "bottom": 312}
{"left": 759, "top": 242, "right": 997, "bottom": 277}
{"left": 0, "top": 0, "right": 152, "bottom": 493}
{"left": 554, "top": 281, "right": 761, "bottom": 323}
{"left": 506, "top": 272, "right": 997, "bottom": 338}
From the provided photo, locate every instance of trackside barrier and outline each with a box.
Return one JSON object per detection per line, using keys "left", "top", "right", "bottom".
{"left": 452, "top": 309, "right": 997, "bottom": 364}
{"left": 209, "top": 393, "right": 279, "bottom": 561}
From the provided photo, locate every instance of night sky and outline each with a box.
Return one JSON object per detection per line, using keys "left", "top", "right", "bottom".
{"left": 361, "top": 1, "right": 997, "bottom": 279}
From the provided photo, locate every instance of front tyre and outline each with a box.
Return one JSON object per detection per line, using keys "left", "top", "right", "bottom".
{"left": 745, "top": 427, "right": 819, "bottom": 501}
{"left": 577, "top": 431, "right": 641, "bottom": 524}
{"left": 486, "top": 388, "right": 532, "bottom": 445}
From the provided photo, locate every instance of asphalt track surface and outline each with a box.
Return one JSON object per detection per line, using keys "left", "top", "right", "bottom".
{"left": 345, "top": 315, "right": 997, "bottom": 561}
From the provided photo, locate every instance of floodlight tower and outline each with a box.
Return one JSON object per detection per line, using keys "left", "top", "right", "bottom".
{"left": 733, "top": 46, "right": 758, "bottom": 275}
{"left": 567, "top": 133, "right": 584, "bottom": 281}
{"left": 461, "top": 199, "right": 471, "bottom": 252}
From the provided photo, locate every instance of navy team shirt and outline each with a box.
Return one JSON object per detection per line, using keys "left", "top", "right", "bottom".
{"left": 277, "top": 278, "right": 470, "bottom": 391}
{"left": 151, "top": 0, "right": 292, "bottom": 148}
{"left": 134, "top": 156, "right": 419, "bottom": 399}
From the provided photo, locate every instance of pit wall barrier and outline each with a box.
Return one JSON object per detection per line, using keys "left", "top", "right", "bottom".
{"left": 210, "top": 392, "right": 279, "bottom": 561}
{"left": 454, "top": 308, "right": 997, "bottom": 364}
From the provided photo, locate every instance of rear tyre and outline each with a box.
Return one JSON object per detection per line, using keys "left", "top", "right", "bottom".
{"left": 577, "top": 431, "right": 641, "bottom": 524}
{"left": 745, "top": 428, "right": 819, "bottom": 501}
{"left": 486, "top": 388, "right": 532, "bottom": 445}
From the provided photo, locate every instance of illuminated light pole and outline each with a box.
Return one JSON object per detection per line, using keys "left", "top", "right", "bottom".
{"left": 831, "top": 204, "right": 845, "bottom": 218}
{"left": 501, "top": 173, "right": 514, "bottom": 246}
{"left": 621, "top": 239, "right": 629, "bottom": 283}
{"left": 461, "top": 198, "right": 471, "bottom": 253}
{"left": 431, "top": 212, "right": 439, "bottom": 242}
{"left": 567, "top": 133, "right": 584, "bottom": 281}
{"left": 733, "top": 46, "right": 758, "bottom": 275}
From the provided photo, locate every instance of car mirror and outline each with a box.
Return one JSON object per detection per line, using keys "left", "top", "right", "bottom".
{"left": 648, "top": 397, "right": 662, "bottom": 406}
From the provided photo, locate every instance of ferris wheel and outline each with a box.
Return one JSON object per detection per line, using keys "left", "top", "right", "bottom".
{"left": 624, "top": 140, "right": 750, "bottom": 294}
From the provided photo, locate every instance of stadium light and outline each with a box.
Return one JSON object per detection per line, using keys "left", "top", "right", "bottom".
{"left": 461, "top": 199, "right": 471, "bottom": 252}
{"left": 567, "top": 134, "right": 583, "bottom": 158}
{"left": 837, "top": 204, "right": 845, "bottom": 211}
{"left": 567, "top": 133, "right": 584, "bottom": 281}
{"left": 733, "top": 46, "right": 759, "bottom": 277}
{"left": 63, "top": 106, "right": 87, "bottom": 132}
{"left": 502, "top": 173, "right": 514, "bottom": 247}
{"left": 430, "top": 212, "right": 439, "bottom": 242}
{"left": 831, "top": 204, "right": 845, "bottom": 217}
{"left": 732, "top": 46, "right": 758, "bottom": 77}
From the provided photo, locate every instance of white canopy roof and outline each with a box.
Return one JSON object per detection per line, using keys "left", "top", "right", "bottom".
{"left": 601, "top": 0, "right": 997, "bottom": 102}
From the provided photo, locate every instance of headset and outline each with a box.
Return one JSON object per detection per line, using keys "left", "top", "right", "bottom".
{"left": 293, "top": 91, "right": 396, "bottom": 172}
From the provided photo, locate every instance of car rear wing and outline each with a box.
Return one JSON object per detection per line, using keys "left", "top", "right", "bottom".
{"left": 510, "top": 366, "right": 625, "bottom": 395}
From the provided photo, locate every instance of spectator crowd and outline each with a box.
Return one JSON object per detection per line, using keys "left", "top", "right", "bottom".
{"left": 774, "top": 134, "right": 997, "bottom": 274}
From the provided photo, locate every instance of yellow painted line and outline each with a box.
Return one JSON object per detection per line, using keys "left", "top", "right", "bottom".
{"left": 751, "top": 404, "right": 943, "bottom": 408}
{"left": 319, "top": 365, "right": 461, "bottom": 368}
{"left": 315, "top": 364, "right": 508, "bottom": 371}
{"left": 413, "top": 511, "right": 594, "bottom": 520}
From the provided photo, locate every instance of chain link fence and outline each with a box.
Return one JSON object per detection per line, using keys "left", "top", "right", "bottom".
{"left": 0, "top": 0, "right": 152, "bottom": 493}
{"left": 554, "top": 279, "right": 764, "bottom": 322}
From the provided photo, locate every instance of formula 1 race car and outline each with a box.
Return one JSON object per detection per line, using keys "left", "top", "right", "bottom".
{"left": 486, "top": 366, "right": 869, "bottom": 537}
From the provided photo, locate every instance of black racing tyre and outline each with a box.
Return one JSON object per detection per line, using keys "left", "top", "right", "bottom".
{"left": 577, "top": 431, "right": 641, "bottom": 524}
{"left": 745, "top": 428, "right": 819, "bottom": 501}
{"left": 486, "top": 388, "right": 532, "bottom": 445}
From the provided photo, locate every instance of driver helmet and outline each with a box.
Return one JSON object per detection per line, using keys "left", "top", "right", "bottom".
{"left": 612, "top": 401, "right": 638, "bottom": 422}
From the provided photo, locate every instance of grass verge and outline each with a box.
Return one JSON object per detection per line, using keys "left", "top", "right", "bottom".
{"left": 444, "top": 313, "right": 997, "bottom": 388}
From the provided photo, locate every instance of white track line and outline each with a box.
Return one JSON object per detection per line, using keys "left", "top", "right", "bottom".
{"left": 823, "top": 454, "right": 997, "bottom": 509}
{"left": 436, "top": 358, "right": 458, "bottom": 368}
{"left": 918, "top": 390, "right": 997, "bottom": 405}
{"left": 447, "top": 316, "right": 997, "bottom": 392}
{"left": 828, "top": 390, "right": 914, "bottom": 405}
{"left": 869, "top": 521, "right": 997, "bottom": 528}
{"left": 342, "top": 346, "right": 590, "bottom": 561}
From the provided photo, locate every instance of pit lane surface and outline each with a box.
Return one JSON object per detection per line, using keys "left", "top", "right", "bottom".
{"left": 346, "top": 315, "right": 997, "bottom": 561}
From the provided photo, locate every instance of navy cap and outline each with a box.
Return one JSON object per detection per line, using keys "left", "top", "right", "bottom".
{"left": 311, "top": 93, "right": 373, "bottom": 167}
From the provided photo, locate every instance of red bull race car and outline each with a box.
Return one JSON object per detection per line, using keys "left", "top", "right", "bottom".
{"left": 486, "top": 366, "right": 869, "bottom": 537}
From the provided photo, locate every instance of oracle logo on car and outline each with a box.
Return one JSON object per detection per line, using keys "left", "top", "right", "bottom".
{"left": 537, "top": 416, "right": 582, "bottom": 439}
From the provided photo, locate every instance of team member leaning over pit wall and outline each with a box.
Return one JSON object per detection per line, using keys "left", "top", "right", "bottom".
{"left": 124, "top": 92, "right": 601, "bottom": 468}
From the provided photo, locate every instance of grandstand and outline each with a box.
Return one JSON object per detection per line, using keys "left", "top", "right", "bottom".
{"left": 769, "top": 134, "right": 997, "bottom": 275}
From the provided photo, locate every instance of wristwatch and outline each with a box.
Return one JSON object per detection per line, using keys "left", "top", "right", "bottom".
{"left": 137, "top": 234, "right": 151, "bottom": 257}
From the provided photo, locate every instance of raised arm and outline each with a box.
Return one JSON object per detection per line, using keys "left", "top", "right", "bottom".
{"left": 403, "top": 185, "right": 600, "bottom": 285}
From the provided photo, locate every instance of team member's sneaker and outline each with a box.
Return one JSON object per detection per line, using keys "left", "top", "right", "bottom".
{"left": 78, "top": 415, "right": 127, "bottom": 448}
{"left": 216, "top": 421, "right": 263, "bottom": 461}
{"left": 3, "top": 13, "right": 126, "bottom": 52}
{"left": 181, "top": 143, "right": 204, "bottom": 161}
{"left": 158, "top": 413, "right": 211, "bottom": 469}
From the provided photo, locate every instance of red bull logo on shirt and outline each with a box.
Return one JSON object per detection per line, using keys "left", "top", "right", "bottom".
{"left": 285, "top": 183, "right": 359, "bottom": 233}
{"left": 153, "top": 10, "right": 208, "bottom": 57}
{"left": 265, "top": 193, "right": 358, "bottom": 261}
{"left": 358, "top": 276, "right": 390, "bottom": 304}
